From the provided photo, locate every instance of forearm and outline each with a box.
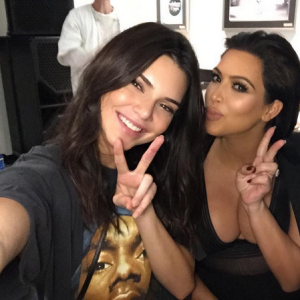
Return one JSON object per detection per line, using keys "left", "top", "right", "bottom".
{"left": 57, "top": 47, "right": 91, "bottom": 68}
{"left": 192, "top": 275, "right": 218, "bottom": 300}
{"left": 0, "top": 198, "right": 30, "bottom": 273}
{"left": 135, "top": 205, "right": 195, "bottom": 299}
{"left": 248, "top": 202, "right": 300, "bottom": 292}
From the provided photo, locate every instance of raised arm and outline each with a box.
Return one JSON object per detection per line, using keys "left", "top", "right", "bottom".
{"left": 236, "top": 127, "right": 300, "bottom": 292}
{"left": 113, "top": 136, "right": 195, "bottom": 299}
{"left": 0, "top": 197, "right": 30, "bottom": 273}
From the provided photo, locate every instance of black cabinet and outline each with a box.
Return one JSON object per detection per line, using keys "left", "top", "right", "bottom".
{"left": 0, "top": 36, "right": 72, "bottom": 154}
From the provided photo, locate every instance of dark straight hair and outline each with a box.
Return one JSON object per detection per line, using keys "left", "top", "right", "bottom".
{"left": 54, "top": 22, "right": 205, "bottom": 250}
{"left": 225, "top": 31, "right": 300, "bottom": 142}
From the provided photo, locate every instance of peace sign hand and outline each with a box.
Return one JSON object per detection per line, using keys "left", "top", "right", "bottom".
{"left": 112, "top": 136, "right": 164, "bottom": 219}
{"left": 236, "top": 127, "right": 286, "bottom": 211}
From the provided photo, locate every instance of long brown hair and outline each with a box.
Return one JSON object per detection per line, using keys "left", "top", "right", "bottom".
{"left": 53, "top": 22, "right": 205, "bottom": 250}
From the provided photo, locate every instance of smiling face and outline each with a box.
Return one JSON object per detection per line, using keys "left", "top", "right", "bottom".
{"left": 99, "top": 55, "right": 187, "bottom": 154}
{"left": 79, "top": 216, "right": 151, "bottom": 300}
{"left": 205, "top": 49, "right": 271, "bottom": 138}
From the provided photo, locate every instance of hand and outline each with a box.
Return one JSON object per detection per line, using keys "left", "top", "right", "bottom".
{"left": 113, "top": 136, "right": 164, "bottom": 218}
{"left": 236, "top": 127, "right": 286, "bottom": 210}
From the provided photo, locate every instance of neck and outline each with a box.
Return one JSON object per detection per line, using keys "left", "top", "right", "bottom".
{"left": 98, "top": 137, "right": 115, "bottom": 168}
{"left": 92, "top": 0, "right": 113, "bottom": 14}
{"left": 210, "top": 127, "right": 266, "bottom": 171}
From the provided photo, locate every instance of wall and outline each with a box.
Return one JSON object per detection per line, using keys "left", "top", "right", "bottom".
{"left": 74, "top": 0, "right": 157, "bottom": 29}
{"left": 0, "top": 0, "right": 12, "bottom": 154}
{"left": 190, "top": 0, "right": 300, "bottom": 69}
{"left": 41, "top": 0, "right": 300, "bottom": 69}
{"left": 0, "top": 0, "right": 299, "bottom": 154}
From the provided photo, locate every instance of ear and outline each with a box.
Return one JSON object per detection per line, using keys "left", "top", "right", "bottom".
{"left": 262, "top": 100, "right": 283, "bottom": 122}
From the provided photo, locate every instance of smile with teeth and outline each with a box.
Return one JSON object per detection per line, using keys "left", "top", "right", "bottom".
{"left": 119, "top": 114, "right": 142, "bottom": 132}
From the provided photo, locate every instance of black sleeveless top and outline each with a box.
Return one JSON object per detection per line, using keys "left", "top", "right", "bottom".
{"left": 195, "top": 135, "right": 300, "bottom": 300}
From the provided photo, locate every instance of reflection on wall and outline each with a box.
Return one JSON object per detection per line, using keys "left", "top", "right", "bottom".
{"left": 229, "top": 0, "right": 290, "bottom": 22}
{"left": 74, "top": 0, "right": 93, "bottom": 8}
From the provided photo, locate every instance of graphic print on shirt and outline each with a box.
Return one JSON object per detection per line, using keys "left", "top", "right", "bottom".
{"left": 78, "top": 215, "right": 152, "bottom": 299}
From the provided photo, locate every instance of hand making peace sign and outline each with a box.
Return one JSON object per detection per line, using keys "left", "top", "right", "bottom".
{"left": 113, "top": 136, "right": 164, "bottom": 219}
{"left": 236, "top": 126, "right": 286, "bottom": 210}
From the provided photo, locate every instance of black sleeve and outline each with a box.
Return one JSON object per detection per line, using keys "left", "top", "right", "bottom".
{"left": 280, "top": 132, "right": 300, "bottom": 231}
{"left": 0, "top": 163, "right": 53, "bottom": 285}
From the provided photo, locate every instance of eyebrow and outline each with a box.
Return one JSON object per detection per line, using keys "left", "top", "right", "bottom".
{"left": 214, "top": 67, "right": 256, "bottom": 90}
{"left": 90, "top": 238, "right": 116, "bottom": 251}
{"left": 129, "top": 234, "right": 142, "bottom": 253}
{"left": 140, "top": 74, "right": 181, "bottom": 107}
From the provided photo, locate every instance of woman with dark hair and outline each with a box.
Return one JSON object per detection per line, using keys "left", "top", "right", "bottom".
{"left": 0, "top": 22, "right": 205, "bottom": 299}
{"left": 192, "top": 31, "right": 300, "bottom": 299}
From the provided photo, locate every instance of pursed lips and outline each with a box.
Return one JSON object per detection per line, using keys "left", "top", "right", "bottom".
{"left": 206, "top": 107, "right": 223, "bottom": 121}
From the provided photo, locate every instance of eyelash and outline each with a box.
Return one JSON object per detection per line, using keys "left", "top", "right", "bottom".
{"left": 132, "top": 79, "right": 143, "bottom": 92}
{"left": 233, "top": 82, "right": 248, "bottom": 93}
{"left": 160, "top": 103, "right": 175, "bottom": 115}
{"left": 132, "top": 79, "right": 175, "bottom": 115}
{"left": 211, "top": 72, "right": 248, "bottom": 93}
{"left": 211, "top": 72, "right": 221, "bottom": 83}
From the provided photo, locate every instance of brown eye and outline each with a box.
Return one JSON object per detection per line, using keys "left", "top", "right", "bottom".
{"left": 211, "top": 72, "right": 220, "bottom": 83}
{"left": 159, "top": 104, "right": 175, "bottom": 115}
{"left": 94, "top": 262, "right": 111, "bottom": 272}
{"left": 136, "top": 249, "right": 147, "bottom": 260}
{"left": 233, "top": 82, "right": 248, "bottom": 93}
{"left": 131, "top": 79, "right": 143, "bottom": 92}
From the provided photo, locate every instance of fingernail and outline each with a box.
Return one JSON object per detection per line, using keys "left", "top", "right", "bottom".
{"left": 252, "top": 167, "right": 256, "bottom": 173}
{"left": 247, "top": 179, "right": 252, "bottom": 183}
{"left": 273, "top": 126, "right": 277, "bottom": 129}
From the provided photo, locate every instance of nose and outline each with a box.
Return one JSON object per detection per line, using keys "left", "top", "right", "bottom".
{"left": 116, "top": 254, "right": 131, "bottom": 278}
{"left": 109, "top": 254, "right": 141, "bottom": 292}
{"left": 210, "top": 84, "right": 224, "bottom": 103}
{"left": 133, "top": 97, "right": 154, "bottom": 120}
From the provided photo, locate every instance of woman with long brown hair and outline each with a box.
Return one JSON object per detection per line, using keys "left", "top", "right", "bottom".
{"left": 0, "top": 22, "right": 205, "bottom": 299}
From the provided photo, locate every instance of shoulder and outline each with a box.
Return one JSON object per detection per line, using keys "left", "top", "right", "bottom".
{"left": 1, "top": 144, "right": 64, "bottom": 188}
{"left": 279, "top": 131, "right": 300, "bottom": 166}
{"left": 14, "top": 143, "right": 62, "bottom": 171}
{"left": 68, "top": 4, "right": 93, "bottom": 18}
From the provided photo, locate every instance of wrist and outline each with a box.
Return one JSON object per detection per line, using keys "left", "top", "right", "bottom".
{"left": 244, "top": 199, "right": 266, "bottom": 215}
{"left": 134, "top": 204, "right": 156, "bottom": 224}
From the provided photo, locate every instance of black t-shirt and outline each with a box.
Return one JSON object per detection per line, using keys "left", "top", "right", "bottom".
{"left": 0, "top": 144, "right": 83, "bottom": 299}
{"left": 0, "top": 144, "right": 185, "bottom": 299}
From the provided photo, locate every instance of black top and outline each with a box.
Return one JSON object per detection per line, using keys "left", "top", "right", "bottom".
{"left": 195, "top": 132, "right": 300, "bottom": 299}
{"left": 0, "top": 144, "right": 189, "bottom": 300}
{"left": 0, "top": 144, "right": 83, "bottom": 299}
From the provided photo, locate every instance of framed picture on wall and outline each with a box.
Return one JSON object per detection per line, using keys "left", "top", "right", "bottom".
{"left": 157, "top": 0, "right": 187, "bottom": 30}
{"left": 223, "top": 0, "right": 297, "bottom": 29}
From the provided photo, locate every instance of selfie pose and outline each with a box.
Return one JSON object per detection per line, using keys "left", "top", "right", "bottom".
{"left": 0, "top": 22, "right": 205, "bottom": 300}
{"left": 192, "top": 31, "right": 300, "bottom": 300}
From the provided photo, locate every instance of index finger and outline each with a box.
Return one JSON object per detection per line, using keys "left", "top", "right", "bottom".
{"left": 264, "top": 139, "right": 286, "bottom": 163}
{"left": 256, "top": 126, "right": 276, "bottom": 158}
{"left": 135, "top": 135, "right": 164, "bottom": 175}
{"left": 113, "top": 138, "right": 129, "bottom": 175}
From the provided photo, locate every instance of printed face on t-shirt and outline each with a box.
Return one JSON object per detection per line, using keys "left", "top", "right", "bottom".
{"left": 79, "top": 215, "right": 151, "bottom": 299}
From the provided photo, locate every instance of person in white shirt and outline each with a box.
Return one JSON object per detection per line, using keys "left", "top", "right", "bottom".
{"left": 57, "top": 0, "right": 120, "bottom": 93}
